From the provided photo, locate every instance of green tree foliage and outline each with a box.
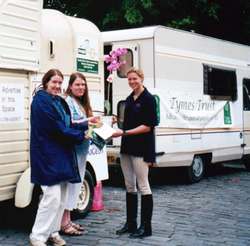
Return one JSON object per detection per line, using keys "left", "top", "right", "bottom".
{"left": 43, "top": 0, "right": 250, "bottom": 45}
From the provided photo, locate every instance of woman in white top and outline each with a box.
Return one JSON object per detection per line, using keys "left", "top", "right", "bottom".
{"left": 61, "top": 72, "right": 95, "bottom": 235}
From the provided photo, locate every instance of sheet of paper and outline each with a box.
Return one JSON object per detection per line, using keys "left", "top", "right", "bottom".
{"left": 92, "top": 123, "right": 116, "bottom": 140}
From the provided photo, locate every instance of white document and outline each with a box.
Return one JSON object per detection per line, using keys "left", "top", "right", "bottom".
{"left": 92, "top": 123, "right": 116, "bottom": 141}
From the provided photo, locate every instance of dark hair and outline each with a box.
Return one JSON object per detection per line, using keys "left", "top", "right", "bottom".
{"left": 42, "top": 69, "right": 64, "bottom": 89}
{"left": 65, "top": 72, "right": 93, "bottom": 117}
{"left": 33, "top": 69, "right": 63, "bottom": 95}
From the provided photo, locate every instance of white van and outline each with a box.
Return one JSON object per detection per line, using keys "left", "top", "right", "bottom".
{"left": 0, "top": 1, "right": 108, "bottom": 217}
{"left": 102, "top": 26, "right": 250, "bottom": 182}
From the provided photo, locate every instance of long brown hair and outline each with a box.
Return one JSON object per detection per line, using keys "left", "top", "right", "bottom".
{"left": 33, "top": 69, "right": 64, "bottom": 95}
{"left": 65, "top": 72, "right": 93, "bottom": 117}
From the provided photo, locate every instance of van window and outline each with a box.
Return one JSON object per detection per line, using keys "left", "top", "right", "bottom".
{"left": 117, "top": 49, "right": 133, "bottom": 78}
{"left": 243, "top": 78, "right": 250, "bottom": 111}
{"left": 117, "top": 100, "right": 126, "bottom": 129}
{"left": 203, "top": 65, "right": 237, "bottom": 101}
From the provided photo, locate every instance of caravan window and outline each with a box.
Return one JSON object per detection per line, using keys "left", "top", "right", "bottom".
{"left": 203, "top": 65, "right": 237, "bottom": 101}
{"left": 117, "top": 49, "right": 133, "bottom": 78}
{"left": 243, "top": 78, "right": 250, "bottom": 111}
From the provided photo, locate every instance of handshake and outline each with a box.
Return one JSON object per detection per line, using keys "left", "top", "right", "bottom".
{"left": 88, "top": 116, "right": 103, "bottom": 128}
{"left": 85, "top": 116, "right": 124, "bottom": 149}
{"left": 86, "top": 116, "right": 103, "bottom": 139}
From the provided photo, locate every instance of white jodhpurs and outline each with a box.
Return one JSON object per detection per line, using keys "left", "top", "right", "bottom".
{"left": 120, "top": 154, "right": 152, "bottom": 195}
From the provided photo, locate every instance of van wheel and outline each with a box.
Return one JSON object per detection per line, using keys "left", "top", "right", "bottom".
{"left": 27, "top": 185, "right": 42, "bottom": 227}
{"left": 245, "top": 162, "right": 250, "bottom": 171}
{"left": 72, "top": 169, "right": 94, "bottom": 219}
{"left": 186, "top": 156, "right": 205, "bottom": 183}
{"left": 12, "top": 185, "right": 42, "bottom": 230}
{"left": 243, "top": 157, "right": 250, "bottom": 171}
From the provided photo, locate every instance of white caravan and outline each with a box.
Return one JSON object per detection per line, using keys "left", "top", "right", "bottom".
{"left": 0, "top": 0, "right": 108, "bottom": 217}
{"left": 102, "top": 26, "right": 250, "bottom": 182}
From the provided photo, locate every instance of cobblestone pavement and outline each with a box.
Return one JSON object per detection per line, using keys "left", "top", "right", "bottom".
{"left": 0, "top": 164, "right": 250, "bottom": 246}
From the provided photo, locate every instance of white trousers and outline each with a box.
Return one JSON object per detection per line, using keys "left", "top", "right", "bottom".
{"left": 65, "top": 154, "right": 87, "bottom": 210}
{"left": 30, "top": 182, "right": 68, "bottom": 242}
{"left": 120, "top": 154, "right": 152, "bottom": 195}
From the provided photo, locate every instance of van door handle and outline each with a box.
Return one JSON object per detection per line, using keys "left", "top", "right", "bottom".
{"left": 156, "top": 152, "right": 165, "bottom": 156}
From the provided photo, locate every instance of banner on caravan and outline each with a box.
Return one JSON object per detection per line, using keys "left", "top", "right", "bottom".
{"left": 154, "top": 90, "right": 233, "bottom": 129}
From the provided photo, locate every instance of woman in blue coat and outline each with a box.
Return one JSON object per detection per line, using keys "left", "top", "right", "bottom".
{"left": 29, "top": 69, "right": 89, "bottom": 246}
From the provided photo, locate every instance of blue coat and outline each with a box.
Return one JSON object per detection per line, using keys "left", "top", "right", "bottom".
{"left": 30, "top": 90, "right": 88, "bottom": 186}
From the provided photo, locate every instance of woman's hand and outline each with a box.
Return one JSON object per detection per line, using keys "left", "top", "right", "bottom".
{"left": 112, "top": 116, "right": 118, "bottom": 125}
{"left": 88, "top": 116, "right": 103, "bottom": 128}
{"left": 88, "top": 116, "right": 101, "bottom": 124}
{"left": 112, "top": 129, "right": 123, "bottom": 138}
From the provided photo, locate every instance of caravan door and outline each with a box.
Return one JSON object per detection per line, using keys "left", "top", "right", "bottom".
{"left": 243, "top": 78, "right": 250, "bottom": 155}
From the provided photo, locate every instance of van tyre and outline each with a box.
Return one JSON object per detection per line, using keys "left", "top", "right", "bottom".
{"left": 72, "top": 169, "right": 94, "bottom": 219}
{"left": 245, "top": 162, "right": 250, "bottom": 171}
{"left": 11, "top": 185, "right": 42, "bottom": 230}
{"left": 186, "top": 156, "right": 205, "bottom": 183}
{"left": 243, "top": 157, "right": 250, "bottom": 171}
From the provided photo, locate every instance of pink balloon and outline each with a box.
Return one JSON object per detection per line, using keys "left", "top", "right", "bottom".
{"left": 104, "top": 55, "right": 111, "bottom": 63}
{"left": 107, "top": 64, "right": 113, "bottom": 72}
{"left": 105, "top": 48, "right": 128, "bottom": 72}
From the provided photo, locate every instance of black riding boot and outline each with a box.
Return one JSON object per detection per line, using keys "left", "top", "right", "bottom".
{"left": 130, "top": 194, "right": 153, "bottom": 238}
{"left": 116, "top": 192, "right": 138, "bottom": 235}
